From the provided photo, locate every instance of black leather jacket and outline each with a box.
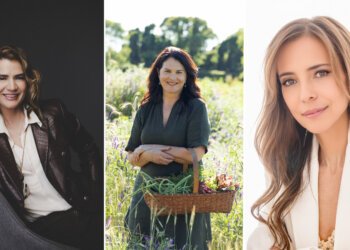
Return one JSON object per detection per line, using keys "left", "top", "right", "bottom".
{"left": 0, "top": 99, "right": 102, "bottom": 219}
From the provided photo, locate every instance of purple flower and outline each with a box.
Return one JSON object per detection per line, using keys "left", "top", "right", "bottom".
{"left": 227, "top": 222, "right": 230, "bottom": 231}
{"left": 118, "top": 202, "right": 122, "bottom": 210}
{"left": 120, "top": 192, "right": 124, "bottom": 200}
{"left": 155, "top": 242, "right": 160, "bottom": 249}
{"left": 145, "top": 236, "right": 150, "bottom": 242}
{"left": 106, "top": 216, "right": 111, "bottom": 229}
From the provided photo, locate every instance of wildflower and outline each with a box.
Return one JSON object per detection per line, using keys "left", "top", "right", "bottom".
{"left": 106, "top": 216, "right": 111, "bottom": 229}
{"left": 165, "top": 239, "right": 174, "bottom": 250}
{"left": 155, "top": 242, "right": 160, "bottom": 250}
{"left": 118, "top": 201, "right": 122, "bottom": 210}
{"left": 235, "top": 215, "right": 239, "bottom": 224}
{"left": 227, "top": 222, "right": 230, "bottom": 231}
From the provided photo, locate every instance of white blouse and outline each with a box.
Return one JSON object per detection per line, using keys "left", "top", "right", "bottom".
{"left": 0, "top": 109, "right": 71, "bottom": 221}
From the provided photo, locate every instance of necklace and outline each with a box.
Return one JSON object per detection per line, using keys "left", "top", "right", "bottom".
{"left": 14, "top": 127, "right": 30, "bottom": 199}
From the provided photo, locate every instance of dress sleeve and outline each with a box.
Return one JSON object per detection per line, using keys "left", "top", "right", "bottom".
{"left": 186, "top": 99, "right": 210, "bottom": 152}
{"left": 125, "top": 107, "right": 143, "bottom": 152}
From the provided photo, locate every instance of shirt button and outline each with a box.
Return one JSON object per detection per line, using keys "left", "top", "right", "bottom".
{"left": 61, "top": 151, "right": 65, "bottom": 157}
{"left": 83, "top": 195, "right": 89, "bottom": 201}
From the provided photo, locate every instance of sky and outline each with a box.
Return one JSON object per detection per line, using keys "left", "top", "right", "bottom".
{"left": 105, "top": 0, "right": 244, "bottom": 51}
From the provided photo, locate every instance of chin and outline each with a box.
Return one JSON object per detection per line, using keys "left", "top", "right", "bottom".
{"left": 302, "top": 122, "right": 334, "bottom": 135}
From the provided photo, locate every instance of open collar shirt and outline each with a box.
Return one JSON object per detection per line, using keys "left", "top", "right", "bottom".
{"left": 0, "top": 108, "right": 71, "bottom": 221}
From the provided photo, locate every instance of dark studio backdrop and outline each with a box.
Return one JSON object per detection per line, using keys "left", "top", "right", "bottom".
{"left": 0, "top": 0, "right": 104, "bottom": 151}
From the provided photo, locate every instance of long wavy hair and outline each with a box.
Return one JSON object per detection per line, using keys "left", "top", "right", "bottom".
{"left": 141, "top": 46, "right": 203, "bottom": 110}
{"left": 252, "top": 16, "right": 350, "bottom": 249}
{"left": 0, "top": 45, "right": 42, "bottom": 118}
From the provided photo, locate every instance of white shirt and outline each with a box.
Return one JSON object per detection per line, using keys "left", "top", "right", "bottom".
{"left": 0, "top": 108, "right": 71, "bottom": 220}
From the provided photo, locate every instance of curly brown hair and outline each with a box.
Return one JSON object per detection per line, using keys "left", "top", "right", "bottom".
{"left": 0, "top": 45, "right": 42, "bottom": 118}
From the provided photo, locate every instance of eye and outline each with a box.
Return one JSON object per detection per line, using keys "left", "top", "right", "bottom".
{"left": 315, "top": 70, "right": 329, "bottom": 78}
{"left": 176, "top": 71, "right": 183, "bottom": 74}
{"left": 281, "top": 78, "right": 297, "bottom": 87}
{"left": 0, "top": 76, "right": 6, "bottom": 80}
{"left": 15, "top": 74, "right": 25, "bottom": 80}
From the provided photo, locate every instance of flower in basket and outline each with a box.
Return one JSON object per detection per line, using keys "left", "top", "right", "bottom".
{"left": 198, "top": 174, "right": 238, "bottom": 194}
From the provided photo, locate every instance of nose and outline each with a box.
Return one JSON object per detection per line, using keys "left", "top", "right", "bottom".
{"left": 300, "top": 79, "right": 317, "bottom": 102}
{"left": 169, "top": 73, "right": 177, "bottom": 80}
{"left": 7, "top": 78, "right": 18, "bottom": 91}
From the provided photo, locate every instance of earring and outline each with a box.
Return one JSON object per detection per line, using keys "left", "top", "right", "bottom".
{"left": 303, "top": 129, "right": 308, "bottom": 147}
{"left": 184, "top": 83, "right": 187, "bottom": 88}
{"left": 158, "top": 82, "right": 161, "bottom": 85}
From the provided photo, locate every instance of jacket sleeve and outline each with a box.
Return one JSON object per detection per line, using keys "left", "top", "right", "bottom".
{"left": 247, "top": 221, "right": 276, "bottom": 250}
{"left": 247, "top": 173, "right": 280, "bottom": 250}
{"left": 60, "top": 101, "right": 101, "bottom": 181}
{"left": 55, "top": 99, "right": 102, "bottom": 211}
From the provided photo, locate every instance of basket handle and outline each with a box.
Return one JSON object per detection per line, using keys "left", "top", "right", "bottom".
{"left": 184, "top": 148, "right": 199, "bottom": 194}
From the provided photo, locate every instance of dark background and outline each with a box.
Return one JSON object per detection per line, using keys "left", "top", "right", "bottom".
{"left": 0, "top": 0, "right": 104, "bottom": 151}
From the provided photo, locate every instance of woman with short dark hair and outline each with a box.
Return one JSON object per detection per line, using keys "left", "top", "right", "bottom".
{"left": 0, "top": 45, "right": 103, "bottom": 249}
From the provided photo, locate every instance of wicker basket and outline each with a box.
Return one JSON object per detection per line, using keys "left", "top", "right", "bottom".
{"left": 143, "top": 148, "right": 235, "bottom": 215}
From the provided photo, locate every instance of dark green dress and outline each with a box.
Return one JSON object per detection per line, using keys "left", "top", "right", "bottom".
{"left": 125, "top": 98, "right": 211, "bottom": 249}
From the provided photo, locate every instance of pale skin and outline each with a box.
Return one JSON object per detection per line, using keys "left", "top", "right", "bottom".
{"left": 274, "top": 35, "right": 349, "bottom": 248}
{"left": 0, "top": 59, "right": 27, "bottom": 148}
{"left": 127, "top": 57, "right": 205, "bottom": 167}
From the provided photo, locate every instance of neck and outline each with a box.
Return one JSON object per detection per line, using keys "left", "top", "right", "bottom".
{"left": 316, "top": 112, "right": 349, "bottom": 170}
{"left": 163, "top": 92, "right": 180, "bottom": 106}
{"left": 1, "top": 107, "right": 25, "bottom": 130}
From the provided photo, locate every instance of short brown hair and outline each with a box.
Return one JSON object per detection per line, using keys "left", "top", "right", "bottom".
{"left": 0, "top": 45, "right": 42, "bottom": 118}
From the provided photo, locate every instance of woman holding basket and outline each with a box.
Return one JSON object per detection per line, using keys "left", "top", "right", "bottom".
{"left": 125, "top": 46, "right": 211, "bottom": 249}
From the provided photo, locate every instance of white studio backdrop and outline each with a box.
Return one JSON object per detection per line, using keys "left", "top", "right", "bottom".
{"left": 244, "top": 0, "right": 350, "bottom": 248}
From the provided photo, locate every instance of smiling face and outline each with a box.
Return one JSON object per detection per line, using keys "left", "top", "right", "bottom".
{"left": 158, "top": 57, "right": 187, "bottom": 98}
{"left": 277, "top": 35, "right": 349, "bottom": 134}
{"left": 0, "top": 59, "right": 27, "bottom": 113}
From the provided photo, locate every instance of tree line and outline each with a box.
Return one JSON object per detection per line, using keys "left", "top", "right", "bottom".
{"left": 106, "top": 17, "right": 243, "bottom": 79}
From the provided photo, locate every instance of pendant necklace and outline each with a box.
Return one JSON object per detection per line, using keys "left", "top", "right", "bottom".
{"left": 15, "top": 127, "right": 30, "bottom": 199}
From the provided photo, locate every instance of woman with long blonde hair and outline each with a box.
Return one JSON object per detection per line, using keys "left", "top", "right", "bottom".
{"left": 248, "top": 16, "right": 350, "bottom": 249}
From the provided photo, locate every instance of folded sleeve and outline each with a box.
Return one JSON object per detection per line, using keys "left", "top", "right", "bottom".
{"left": 186, "top": 99, "right": 210, "bottom": 152}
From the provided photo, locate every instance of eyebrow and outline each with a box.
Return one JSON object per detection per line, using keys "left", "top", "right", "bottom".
{"left": 278, "top": 63, "right": 330, "bottom": 78}
{"left": 163, "top": 68, "right": 184, "bottom": 71}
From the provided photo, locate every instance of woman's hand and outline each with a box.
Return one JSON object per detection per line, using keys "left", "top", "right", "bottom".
{"left": 148, "top": 149, "right": 174, "bottom": 165}
{"left": 127, "top": 146, "right": 173, "bottom": 167}
{"left": 133, "top": 145, "right": 171, "bottom": 161}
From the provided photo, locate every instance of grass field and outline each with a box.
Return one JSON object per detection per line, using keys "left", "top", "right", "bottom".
{"left": 105, "top": 66, "right": 243, "bottom": 249}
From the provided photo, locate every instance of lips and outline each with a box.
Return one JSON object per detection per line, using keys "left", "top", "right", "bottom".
{"left": 166, "top": 82, "right": 178, "bottom": 86}
{"left": 302, "top": 106, "right": 328, "bottom": 118}
{"left": 3, "top": 94, "right": 20, "bottom": 101}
